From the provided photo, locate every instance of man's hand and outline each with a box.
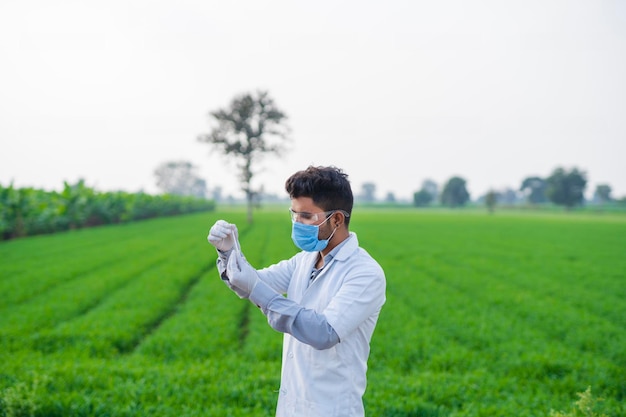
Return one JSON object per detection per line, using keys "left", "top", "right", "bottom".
{"left": 226, "top": 250, "right": 259, "bottom": 299}
{"left": 207, "top": 220, "right": 238, "bottom": 252}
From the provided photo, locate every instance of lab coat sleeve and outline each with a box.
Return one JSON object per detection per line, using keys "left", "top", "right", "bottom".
{"left": 217, "top": 249, "right": 293, "bottom": 297}
{"left": 256, "top": 255, "right": 300, "bottom": 294}
{"left": 249, "top": 279, "right": 340, "bottom": 350}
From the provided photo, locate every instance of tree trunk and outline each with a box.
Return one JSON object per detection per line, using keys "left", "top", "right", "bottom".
{"left": 246, "top": 191, "right": 254, "bottom": 224}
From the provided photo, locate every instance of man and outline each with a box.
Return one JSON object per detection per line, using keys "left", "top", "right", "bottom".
{"left": 207, "top": 165, "right": 386, "bottom": 417}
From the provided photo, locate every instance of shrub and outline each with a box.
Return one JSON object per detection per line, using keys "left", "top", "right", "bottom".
{"left": 549, "top": 387, "right": 608, "bottom": 417}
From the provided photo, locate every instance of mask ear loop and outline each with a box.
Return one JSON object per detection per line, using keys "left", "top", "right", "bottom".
{"left": 326, "top": 223, "right": 340, "bottom": 243}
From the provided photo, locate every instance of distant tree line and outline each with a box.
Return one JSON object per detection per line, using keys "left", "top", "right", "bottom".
{"left": 170, "top": 89, "right": 621, "bottom": 215}
{"left": 413, "top": 167, "right": 618, "bottom": 209}
{"left": 154, "top": 161, "right": 207, "bottom": 199}
{"left": 0, "top": 180, "right": 215, "bottom": 241}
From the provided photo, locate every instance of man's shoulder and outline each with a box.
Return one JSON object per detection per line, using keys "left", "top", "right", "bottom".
{"left": 340, "top": 233, "right": 381, "bottom": 261}
{"left": 342, "top": 239, "right": 385, "bottom": 279}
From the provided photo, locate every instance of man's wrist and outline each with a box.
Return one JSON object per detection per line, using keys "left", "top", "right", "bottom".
{"left": 217, "top": 248, "right": 233, "bottom": 263}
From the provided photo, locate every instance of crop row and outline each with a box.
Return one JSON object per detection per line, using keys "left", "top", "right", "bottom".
{"left": 1, "top": 209, "right": 624, "bottom": 417}
{"left": 351, "top": 210, "right": 625, "bottom": 415}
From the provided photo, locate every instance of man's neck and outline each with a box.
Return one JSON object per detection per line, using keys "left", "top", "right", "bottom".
{"left": 321, "top": 229, "right": 349, "bottom": 257}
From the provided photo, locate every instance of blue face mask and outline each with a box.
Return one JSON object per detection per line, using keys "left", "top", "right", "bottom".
{"left": 291, "top": 215, "right": 338, "bottom": 252}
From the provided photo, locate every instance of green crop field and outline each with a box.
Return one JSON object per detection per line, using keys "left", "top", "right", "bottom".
{"left": 1, "top": 208, "right": 624, "bottom": 417}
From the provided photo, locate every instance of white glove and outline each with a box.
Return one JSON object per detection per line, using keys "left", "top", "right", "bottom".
{"left": 226, "top": 250, "right": 259, "bottom": 299}
{"left": 207, "top": 220, "right": 239, "bottom": 252}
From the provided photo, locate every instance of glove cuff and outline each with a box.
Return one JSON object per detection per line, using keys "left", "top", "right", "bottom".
{"left": 249, "top": 279, "right": 278, "bottom": 310}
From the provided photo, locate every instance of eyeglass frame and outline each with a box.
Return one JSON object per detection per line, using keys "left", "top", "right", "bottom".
{"left": 288, "top": 208, "right": 350, "bottom": 224}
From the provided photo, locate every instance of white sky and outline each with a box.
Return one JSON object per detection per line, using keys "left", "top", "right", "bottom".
{"left": 1, "top": 0, "right": 625, "bottom": 201}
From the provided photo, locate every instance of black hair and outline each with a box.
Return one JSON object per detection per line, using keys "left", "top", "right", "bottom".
{"left": 285, "top": 165, "right": 353, "bottom": 226}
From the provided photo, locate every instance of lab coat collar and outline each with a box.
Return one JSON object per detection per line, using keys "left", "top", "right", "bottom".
{"left": 333, "top": 232, "right": 359, "bottom": 262}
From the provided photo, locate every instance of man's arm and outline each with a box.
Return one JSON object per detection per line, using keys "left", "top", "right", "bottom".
{"left": 225, "top": 251, "right": 340, "bottom": 349}
{"left": 249, "top": 280, "right": 340, "bottom": 350}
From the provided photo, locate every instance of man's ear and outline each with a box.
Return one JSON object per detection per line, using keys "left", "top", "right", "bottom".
{"left": 334, "top": 211, "right": 344, "bottom": 228}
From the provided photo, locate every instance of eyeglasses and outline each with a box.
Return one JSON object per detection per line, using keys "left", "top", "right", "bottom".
{"left": 289, "top": 208, "right": 350, "bottom": 223}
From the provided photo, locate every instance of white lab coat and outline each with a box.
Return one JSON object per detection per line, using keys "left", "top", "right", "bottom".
{"left": 256, "top": 232, "right": 386, "bottom": 417}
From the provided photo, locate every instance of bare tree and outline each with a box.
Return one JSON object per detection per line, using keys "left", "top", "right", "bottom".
{"left": 198, "top": 90, "right": 291, "bottom": 223}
